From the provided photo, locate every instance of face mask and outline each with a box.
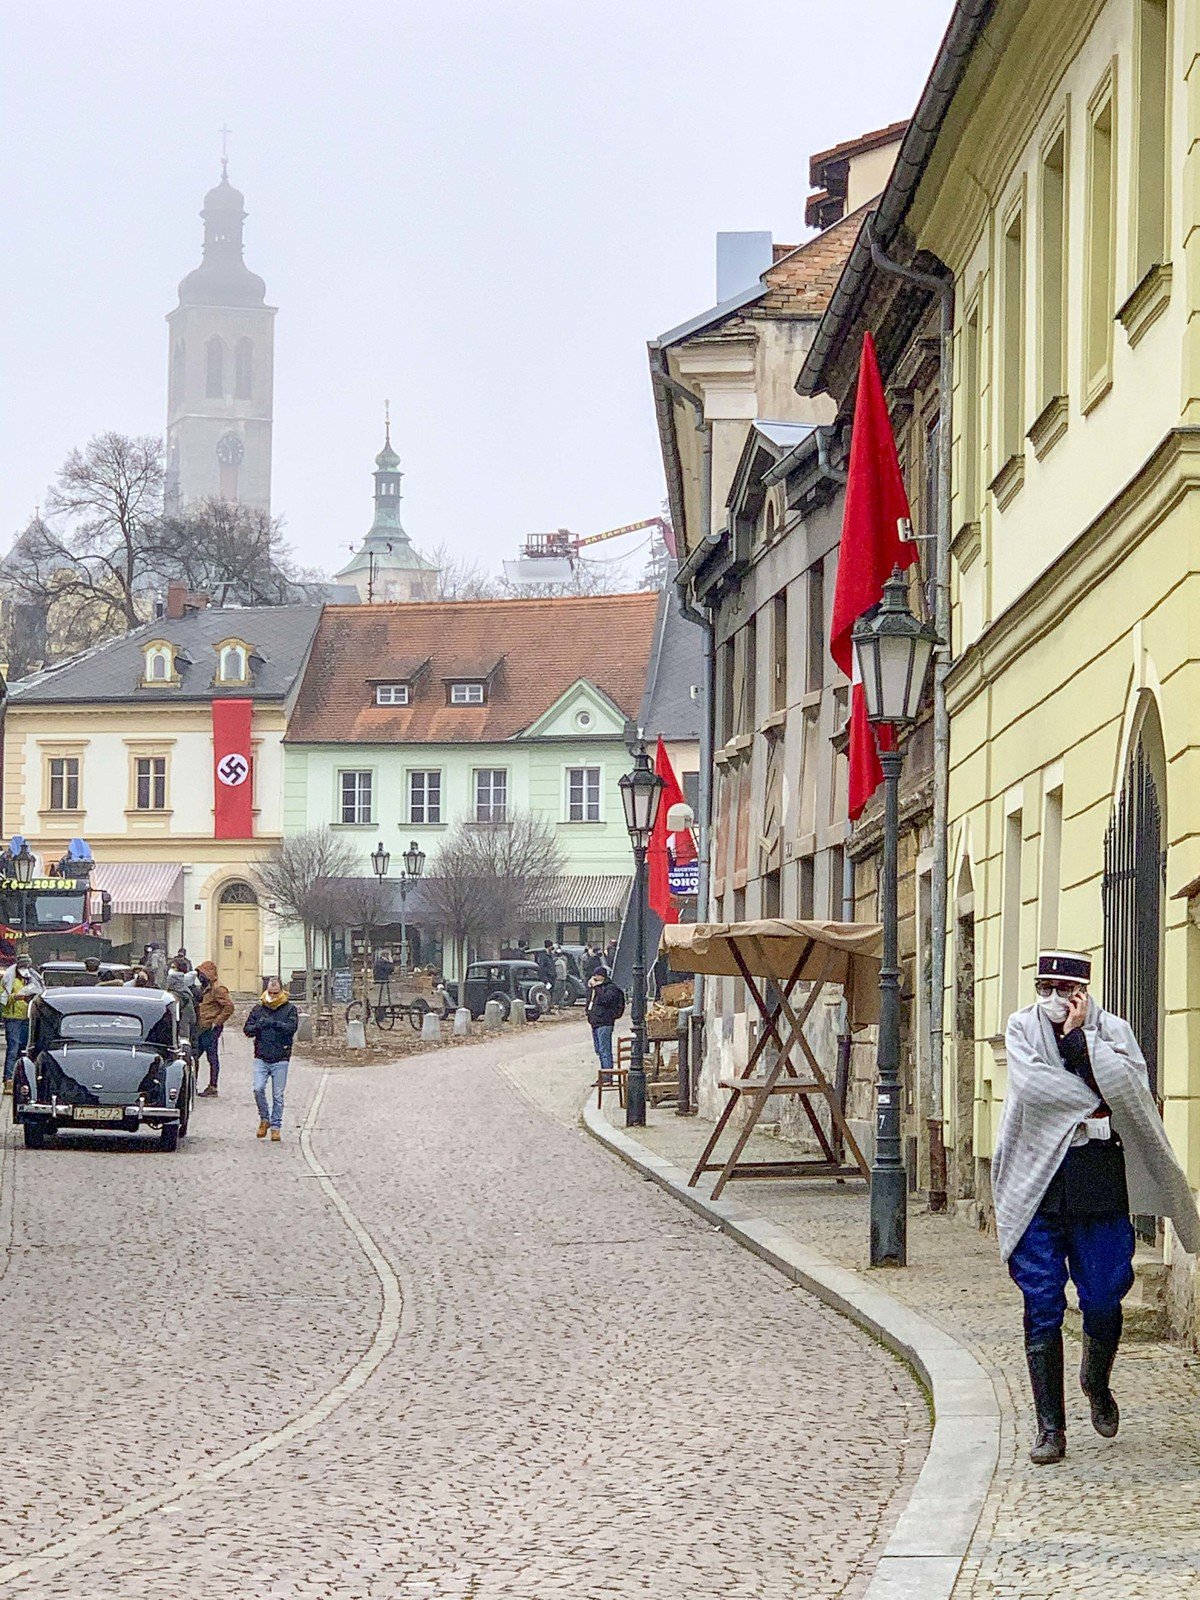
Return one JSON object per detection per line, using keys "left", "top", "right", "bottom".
{"left": 1037, "top": 991, "right": 1072, "bottom": 1024}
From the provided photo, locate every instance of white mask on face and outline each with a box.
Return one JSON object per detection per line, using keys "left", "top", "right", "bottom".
{"left": 1037, "top": 991, "right": 1072, "bottom": 1025}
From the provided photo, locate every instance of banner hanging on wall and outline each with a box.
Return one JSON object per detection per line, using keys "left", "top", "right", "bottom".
{"left": 212, "top": 698, "right": 254, "bottom": 839}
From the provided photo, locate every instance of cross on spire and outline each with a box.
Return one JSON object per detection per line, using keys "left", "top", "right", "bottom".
{"left": 219, "top": 123, "right": 232, "bottom": 173}
{"left": 384, "top": 398, "right": 391, "bottom": 446}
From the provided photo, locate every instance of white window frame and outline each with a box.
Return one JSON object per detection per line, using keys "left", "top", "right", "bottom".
{"left": 408, "top": 768, "right": 442, "bottom": 825}
{"left": 376, "top": 683, "right": 410, "bottom": 706}
{"left": 49, "top": 756, "right": 80, "bottom": 812}
{"left": 565, "top": 765, "right": 602, "bottom": 823}
{"left": 474, "top": 768, "right": 507, "bottom": 823}
{"left": 145, "top": 646, "right": 172, "bottom": 683}
{"left": 339, "top": 769, "right": 374, "bottom": 825}
{"left": 450, "top": 682, "right": 485, "bottom": 705}
{"left": 135, "top": 754, "right": 168, "bottom": 812}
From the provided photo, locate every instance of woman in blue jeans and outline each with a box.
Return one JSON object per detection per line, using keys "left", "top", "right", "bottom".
{"left": 585, "top": 966, "right": 625, "bottom": 1076}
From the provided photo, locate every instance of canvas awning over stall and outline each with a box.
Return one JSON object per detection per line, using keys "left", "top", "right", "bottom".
{"left": 90, "top": 863, "right": 185, "bottom": 918}
{"left": 521, "top": 875, "right": 632, "bottom": 925}
{"left": 662, "top": 919, "right": 883, "bottom": 1198}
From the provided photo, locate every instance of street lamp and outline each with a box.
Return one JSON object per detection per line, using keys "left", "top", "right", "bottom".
{"left": 619, "top": 741, "right": 665, "bottom": 1127}
{"left": 12, "top": 843, "right": 35, "bottom": 954}
{"left": 397, "top": 839, "right": 425, "bottom": 971}
{"left": 851, "top": 567, "right": 938, "bottom": 1268}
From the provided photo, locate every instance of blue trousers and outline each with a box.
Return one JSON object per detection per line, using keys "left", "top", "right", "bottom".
{"left": 4, "top": 1018, "right": 28, "bottom": 1082}
{"left": 1009, "top": 1211, "right": 1135, "bottom": 1343}
{"left": 592, "top": 1025, "right": 614, "bottom": 1074}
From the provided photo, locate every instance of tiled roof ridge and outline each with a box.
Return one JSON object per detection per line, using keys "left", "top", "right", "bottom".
{"left": 766, "top": 200, "right": 874, "bottom": 273}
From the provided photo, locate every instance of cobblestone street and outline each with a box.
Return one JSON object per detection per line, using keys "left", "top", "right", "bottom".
{"left": 0, "top": 1021, "right": 927, "bottom": 1599}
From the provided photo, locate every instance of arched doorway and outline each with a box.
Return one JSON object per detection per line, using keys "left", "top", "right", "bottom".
{"left": 215, "top": 880, "right": 261, "bottom": 995}
{"left": 1103, "top": 699, "right": 1166, "bottom": 1242}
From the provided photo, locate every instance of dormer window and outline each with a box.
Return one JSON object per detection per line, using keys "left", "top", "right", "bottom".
{"left": 449, "top": 682, "right": 485, "bottom": 705}
{"left": 376, "top": 683, "right": 410, "bottom": 706}
{"left": 142, "top": 642, "right": 176, "bottom": 687}
{"left": 215, "top": 640, "right": 250, "bottom": 685}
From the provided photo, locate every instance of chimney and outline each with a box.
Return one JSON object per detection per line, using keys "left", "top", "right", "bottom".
{"left": 716, "top": 231, "right": 773, "bottom": 302}
{"left": 166, "top": 582, "right": 188, "bottom": 620}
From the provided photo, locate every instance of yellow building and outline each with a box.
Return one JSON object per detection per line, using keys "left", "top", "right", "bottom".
{"left": 802, "top": 0, "right": 1200, "bottom": 1317}
{"left": 2, "top": 596, "right": 320, "bottom": 993}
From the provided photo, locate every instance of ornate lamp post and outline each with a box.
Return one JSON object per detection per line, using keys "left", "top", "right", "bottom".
{"left": 619, "top": 741, "right": 665, "bottom": 1128}
{"left": 851, "top": 568, "right": 938, "bottom": 1268}
{"left": 398, "top": 839, "right": 425, "bottom": 970}
{"left": 12, "top": 843, "right": 35, "bottom": 953}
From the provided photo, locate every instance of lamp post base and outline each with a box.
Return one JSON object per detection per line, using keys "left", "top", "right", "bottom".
{"left": 626, "top": 1065, "right": 647, "bottom": 1127}
{"left": 869, "top": 1164, "right": 908, "bottom": 1267}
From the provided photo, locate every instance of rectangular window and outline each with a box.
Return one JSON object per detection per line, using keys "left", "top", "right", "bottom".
{"left": 376, "top": 683, "right": 410, "bottom": 706}
{"left": 1134, "top": 1, "right": 1169, "bottom": 284}
{"left": 566, "top": 765, "right": 601, "bottom": 823}
{"left": 806, "top": 558, "right": 825, "bottom": 693}
{"left": 772, "top": 591, "right": 788, "bottom": 712}
{"left": 828, "top": 844, "right": 846, "bottom": 919}
{"left": 1001, "top": 807, "right": 1024, "bottom": 1024}
{"left": 1000, "top": 202, "right": 1025, "bottom": 462}
{"left": 450, "top": 682, "right": 485, "bottom": 705}
{"left": 339, "top": 770, "right": 373, "bottom": 825}
{"left": 962, "top": 300, "right": 981, "bottom": 520}
{"left": 762, "top": 868, "right": 781, "bottom": 920}
{"left": 1039, "top": 128, "right": 1068, "bottom": 407}
{"left": 474, "top": 768, "right": 507, "bottom": 823}
{"left": 1085, "top": 82, "right": 1116, "bottom": 395}
{"left": 1039, "top": 785, "right": 1064, "bottom": 949}
{"left": 408, "top": 769, "right": 442, "bottom": 825}
{"left": 722, "top": 638, "right": 737, "bottom": 742}
{"left": 799, "top": 855, "right": 815, "bottom": 920}
{"left": 745, "top": 614, "right": 757, "bottom": 730}
{"left": 135, "top": 756, "right": 167, "bottom": 811}
{"left": 48, "top": 756, "right": 80, "bottom": 812}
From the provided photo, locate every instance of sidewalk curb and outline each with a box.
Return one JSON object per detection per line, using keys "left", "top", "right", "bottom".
{"left": 582, "top": 1100, "right": 1000, "bottom": 1600}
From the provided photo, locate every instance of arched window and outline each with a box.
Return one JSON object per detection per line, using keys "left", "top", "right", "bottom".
{"left": 219, "top": 880, "right": 257, "bottom": 905}
{"left": 170, "top": 340, "right": 185, "bottom": 406}
{"left": 144, "top": 644, "right": 173, "bottom": 684}
{"left": 235, "top": 338, "right": 253, "bottom": 399}
{"left": 217, "top": 643, "right": 248, "bottom": 683}
{"left": 206, "top": 337, "right": 224, "bottom": 399}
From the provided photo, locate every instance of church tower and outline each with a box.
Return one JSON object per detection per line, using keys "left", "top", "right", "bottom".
{"left": 165, "top": 163, "right": 275, "bottom": 513}
{"left": 333, "top": 413, "right": 440, "bottom": 602}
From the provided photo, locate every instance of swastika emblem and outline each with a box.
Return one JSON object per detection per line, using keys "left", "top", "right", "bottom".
{"left": 217, "top": 753, "right": 250, "bottom": 787}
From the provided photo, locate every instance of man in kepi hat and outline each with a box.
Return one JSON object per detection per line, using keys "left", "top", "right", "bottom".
{"left": 993, "top": 949, "right": 1200, "bottom": 1466}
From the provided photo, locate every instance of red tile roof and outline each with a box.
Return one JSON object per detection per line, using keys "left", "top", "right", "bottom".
{"left": 752, "top": 203, "right": 870, "bottom": 319}
{"left": 287, "top": 592, "right": 661, "bottom": 744}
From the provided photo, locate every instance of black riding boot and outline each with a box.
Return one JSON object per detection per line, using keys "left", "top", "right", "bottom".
{"left": 1026, "top": 1333, "right": 1067, "bottom": 1465}
{"left": 1081, "top": 1310, "right": 1121, "bottom": 1438}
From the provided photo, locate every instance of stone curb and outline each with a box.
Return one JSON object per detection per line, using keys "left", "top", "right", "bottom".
{"left": 582, "top": 1100, "right": 1000, "bottom": 1600}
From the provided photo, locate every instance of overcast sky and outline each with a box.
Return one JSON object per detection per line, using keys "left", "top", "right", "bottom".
{"left": 1, "top": 1, "right": 953, "bottom": 581}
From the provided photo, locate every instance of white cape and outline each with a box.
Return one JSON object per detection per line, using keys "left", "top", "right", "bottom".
{"left": 992, "top": 1001, "right": 1200, "bottom": 1262}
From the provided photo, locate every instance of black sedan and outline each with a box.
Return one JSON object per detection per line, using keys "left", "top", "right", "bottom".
{"left": 449, "top": 961, "right": 551, "bottom": 1021}
{"left": 12, "top": 987, "right": 196, "bottom": 1151}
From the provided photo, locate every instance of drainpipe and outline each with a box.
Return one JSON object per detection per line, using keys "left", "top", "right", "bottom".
{"left": 867, "top": 218, "right": 953, "bottom": 1214}
{"left": 650, "top": 356, "right": 713, "bottom": 1115}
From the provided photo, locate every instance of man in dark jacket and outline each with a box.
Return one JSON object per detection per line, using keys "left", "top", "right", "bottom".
{"left": 585, "top": 966, "right": 625, "bottom": 1080}
{"left": 243, "top": 976, "right": 299, "bottom": 1143}
{"left": 536, "top": 940, "right": 557, "bottom": 992}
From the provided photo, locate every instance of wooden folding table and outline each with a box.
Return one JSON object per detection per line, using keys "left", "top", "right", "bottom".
{"left": 661, "top": 919, "right": 881, "bottom": 1200}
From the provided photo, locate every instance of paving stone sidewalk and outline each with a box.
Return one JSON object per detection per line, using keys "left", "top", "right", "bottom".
{"left": 591, "top": 1091, "right": 1200, "bottom": 1600}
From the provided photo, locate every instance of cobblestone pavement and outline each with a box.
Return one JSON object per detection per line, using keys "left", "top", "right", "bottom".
{"left": 603, "top": 1098, "right": 1200, "bottom": 1599}
{"left": 0, "top": 1022, "right": 927, "bottom": 1598}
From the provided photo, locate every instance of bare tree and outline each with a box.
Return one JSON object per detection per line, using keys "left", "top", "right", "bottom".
{"left": 421, "top": 810, "right": 565, "bottom": 974}
{"left": 423, "top": 541, "right": 502, "bottom": 601}
{"left": 316, "top": 875, "right": 394, "bottom": 964}
{"left": 149, "top": 497, "right": 312, "bottom": 606}
{"left": 252, "top": 828, "right": 360, "bottom": 1002}
{"left": 12, "top": 434, "right": 165, "bottom": 637}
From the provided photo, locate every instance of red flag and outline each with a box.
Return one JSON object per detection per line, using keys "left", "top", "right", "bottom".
{"left": 830, "top": 331, "right": 919, "bottom": 819}
{"left": 649, "top": 738, "right": 687, "bottom": 924}
{"left": 212, "top": 699, "right": 254, "bottom": 839}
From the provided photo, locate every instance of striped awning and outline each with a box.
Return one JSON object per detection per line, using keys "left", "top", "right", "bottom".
{"left": 91, "top": 862, "right": 185, "bottom": 917}
{"left": 521, "top": 874, "right": 632, "bottom": 924}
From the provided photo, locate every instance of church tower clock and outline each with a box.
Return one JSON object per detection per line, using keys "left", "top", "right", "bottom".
{"left": 165, "top": 162, "right": 275, "bottom": 513}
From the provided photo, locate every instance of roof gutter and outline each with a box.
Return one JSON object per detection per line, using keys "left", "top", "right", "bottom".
{"left": 796, "top": 0, "right": 997, "bottom": 398}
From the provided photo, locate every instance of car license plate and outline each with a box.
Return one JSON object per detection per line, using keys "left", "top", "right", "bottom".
{"left": 70, "top": 1106, "right": 125, "bottom": 1123}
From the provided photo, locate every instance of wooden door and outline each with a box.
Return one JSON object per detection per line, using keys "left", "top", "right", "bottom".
{"left": 217, "top": 901, "right": 261, "bottom": 994}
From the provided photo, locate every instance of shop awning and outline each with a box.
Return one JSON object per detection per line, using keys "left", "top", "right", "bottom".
{"left": 91, "top": 863, "right": 185, "bottom": 918}
{"left": 521, "top": 874, "right": 632, "bottom": 924}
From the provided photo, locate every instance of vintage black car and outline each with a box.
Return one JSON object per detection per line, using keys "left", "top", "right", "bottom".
{"left": 12, "top": 988, "right": 196, "bottom": 1151}
{"left": 449, "top": 960, "right": 550, "bottom": 1021}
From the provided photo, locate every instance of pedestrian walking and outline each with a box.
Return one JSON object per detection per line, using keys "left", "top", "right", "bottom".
{"left": 195, "top": 960, "right": 234, "bottom": 1097}
{"left": 994, "top": 949, "right": 1200, "bottom": 1465}
{"left": 581, "top": 944, "right": 601, "bottom": 982}
{"left": 243, "top": 976, "right": 299, "bottom": 1142}
{"left": 585, "top": 965, "right": 625, "bottom": 1084}
{"left": 0, "top": 955, "right": 41, "bottom": 1092}
{"left": 552, "top": 945, "right": 569, "bottom": 1009}
{"left": 165, "top": 957, "right": 199, "bottom": 1046}
{"left": 147, "top": 944, "right": 168, "bottom": 987}
{"left": 536, "top": 939, "right": 557, "bottom": 996}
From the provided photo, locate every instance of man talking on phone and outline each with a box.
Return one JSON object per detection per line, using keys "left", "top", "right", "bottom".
{"left": 993, "top": 950, "right": 1200, "bottom": 1465}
